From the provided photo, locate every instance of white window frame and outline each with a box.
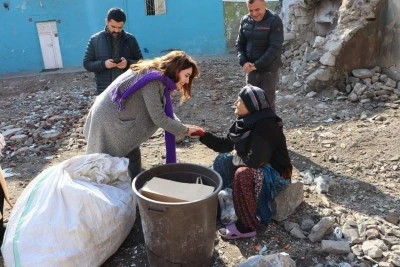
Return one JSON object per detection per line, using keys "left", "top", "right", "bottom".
{"left": 146, "top": 0, "right": 166, "bottom": 16}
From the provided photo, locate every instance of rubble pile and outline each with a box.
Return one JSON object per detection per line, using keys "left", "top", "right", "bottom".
{"left": 0, "top": 74, "right": 92, "bottom": 164}
{"left": 281, "top": 0, "right": 389, "bottom": 94}
{"left": 283, "top": 166, "right": 400, "bottom": 266}
{"left": 344, "top": 67, "right": 400, "bottom": 106}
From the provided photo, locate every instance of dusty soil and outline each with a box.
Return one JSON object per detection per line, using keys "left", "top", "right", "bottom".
{"left": 0, "top": 55, "right": 399, "bottom": 267}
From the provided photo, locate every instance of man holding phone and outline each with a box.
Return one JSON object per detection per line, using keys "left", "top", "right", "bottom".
{"left": 83, "top": 7, "right": 143, "bottom": 95}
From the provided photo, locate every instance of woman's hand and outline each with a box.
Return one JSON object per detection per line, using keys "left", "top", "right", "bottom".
{"left": 185, "top": 125, "right": 205, "bottom": 138}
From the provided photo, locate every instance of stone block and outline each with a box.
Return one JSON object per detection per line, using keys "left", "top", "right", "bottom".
{"left": 321, "top": 240, "right": 351, "bottom": 254}
{"left": 272, "top": 182, "right": 304, "bottom": 222}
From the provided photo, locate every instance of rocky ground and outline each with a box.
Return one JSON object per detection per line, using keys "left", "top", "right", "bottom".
{"left": 0, "top": 54, "right": 399, "bottom": 267}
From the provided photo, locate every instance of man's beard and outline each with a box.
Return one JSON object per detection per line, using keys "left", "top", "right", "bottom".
{"left": 112, "top": 32, "right": 121, "bottom": 38}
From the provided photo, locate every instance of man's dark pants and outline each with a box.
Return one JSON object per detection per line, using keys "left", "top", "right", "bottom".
{"left": 246, "top": 70, "right": 280, "bottom": 111}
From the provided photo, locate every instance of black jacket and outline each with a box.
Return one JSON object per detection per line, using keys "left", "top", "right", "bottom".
{"left": 235, "top": 10, "right": 284, "bottom": 72}
{"left": 83, "top": 28, "right": 143, "bottom": 93}
{"left": 200, "top": 117, "right": 292, "bottom": 179}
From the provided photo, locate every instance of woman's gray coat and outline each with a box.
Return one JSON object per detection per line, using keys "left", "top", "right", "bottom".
{"left": 84, "top": 69, "right": 186, "bottom": 157}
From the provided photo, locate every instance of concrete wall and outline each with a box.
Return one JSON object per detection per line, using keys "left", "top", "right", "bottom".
{"left": 335, "top": 0, "right": 387, "bottom": 72}
{"left": 0, "top": 0, "right": 226, "bottom": 74}
{"left": 379, "top": 0, "right": 400, "bottom": 68}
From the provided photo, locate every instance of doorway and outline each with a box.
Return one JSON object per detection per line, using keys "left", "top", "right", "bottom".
{"left": 36, "top": 21, "right": 63, "bottom": 70}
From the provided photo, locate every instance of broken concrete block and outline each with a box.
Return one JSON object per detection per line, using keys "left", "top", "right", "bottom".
{"left": 321, "top": 240, "right": 351, "bottom": 254}
{"left": 236, "top": 252, "right": 296, "bottom": 267}
{"left": 320, "top": 52, "right": 336, "bottom": 66}
{"left": 352, "top": 69, "right": 373, "bottom": 79}
{"left": 272, "top": 182, "right": 304, "bottom": 222}
{"left": 258, "top": 252, "right": 296, "bottom": 267}
{"left": 309, "top": 217, "right": 335, "bottom": 242}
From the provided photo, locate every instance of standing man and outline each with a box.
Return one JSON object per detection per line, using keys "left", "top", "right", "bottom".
{"left": 235, "top": 0, "right": 284, "bottom": 111}
{"left": 83, "top": 7, "right": 143, "bottom": 95}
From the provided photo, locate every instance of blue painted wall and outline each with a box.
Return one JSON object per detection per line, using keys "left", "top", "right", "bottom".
{"left": 0, "top": 0, "right": 226, "bottom": 74}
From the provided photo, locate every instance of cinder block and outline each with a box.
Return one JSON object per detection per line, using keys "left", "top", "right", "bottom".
{"left": 272, "top": 182, "right": 304, "bottom": 222}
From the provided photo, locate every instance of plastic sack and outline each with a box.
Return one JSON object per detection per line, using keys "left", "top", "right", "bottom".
{"left": 1, "top": 153, "right": 137, "bottom": 267}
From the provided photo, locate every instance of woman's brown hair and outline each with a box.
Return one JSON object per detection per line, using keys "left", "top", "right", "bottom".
{"left": 130, "top": 50, "right": 200, "bottom": 100}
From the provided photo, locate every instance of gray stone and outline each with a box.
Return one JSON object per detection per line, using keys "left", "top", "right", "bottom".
{"left": 283, "top": 221, "right": 299, "bottom": 232}
{"left": 352, "top": 69, "right": 373, "bottom": 79}
{"left": 321, "top": 240, "right": 351, "bottom": 254}
{"left": 293, "top": 81, "right": 302, "bottom": 88}
{"left": 362, "top": 239, "right": 388, "bottom": 259}
{"left": 380, "top": 74, "right": 389, "bottom": 83}
{"left": 236, "top": 255, "right": 263, "bottom": 267}
{"left": 392, "top": 245, "right": 400, "bottom": 251}
{"left": 362, "top": 242, "right": 383, "bottom": 259}
{"left": 39, "top": 129, "right": 62, "bottom": 140}
{"left": 309, "top": 217, "right": 335, "bottom": 242}
{"left": 306, "top": 91, "right": 318, "bottom": 98}
{"left": 1, "top": 128, "right": 23, "bottom": 138}
{"left": 348, "top": 92, "right": 358, "bottom": 102}
{"left": 10, "top": 134, "right": 28, "bottom": 142}
{"left": 272, "top": 182, "right": 304, "bottom": 222}
{"left": 381, "top": 236, "right": 400, "bottom": 246}
{"left": 348, "top": 76, "right": 360, "bottom": 85}
{"left": 352, "top": 83, "right": 367, "bottom": 96}
{"left": 301, "top": 219, "right": 315, "bottom": 231}
{"left": 284, "top": 32, "right": 296, "bottom": 42}
{"left": 314, "top": 175, "right": 331, "bottom": 194}
{"left": 290, "top": 226, "right": 307, "bottom": 239}
{"left": 351, "top": 244, "right": 363, "bottom": 256}
{"left": 385, "top": 212, "right": 400, "bottom": 225}
{"left": 342, "top": 223, "right": 361, "bottom": 244}
{"left": 365, "top": 228, "right": 380, "bottom": 239}
{"left": 304, "top": 47, "right": 320, "bottom": 62}
{"left": 257, "top": 252, "right": 296, "bottom": 267}
{"left": 320, "top": 52, "right": 336, "bottom": 66}
{"left": 382, "top": 67, "right": 400, "bottom": 82}
{"left": 325, "top": 40, "right": 343, "bottom": 56}
{"left": 302, "top": 169, "right": 314, "bottom": 185}
{"left": 315, "top": 68, "right": 332, "bottom": 81}
{"left": 392, "top": 255, "right": 400, "bottom": 266}
{"left": 386, "top": 78, "right": 397, "bottom": 88}
{"left": 313, "top": 36, "right": 326, "bottom": 48}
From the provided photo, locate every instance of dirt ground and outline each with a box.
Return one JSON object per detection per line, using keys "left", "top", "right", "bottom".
{"left": 0, "top": 54, "right": 399, "bottom": 267}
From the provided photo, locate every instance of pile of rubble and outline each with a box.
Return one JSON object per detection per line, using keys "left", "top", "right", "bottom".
{"left": 280, "top": 0, "right": 400, "bottom": 103}
{"left": 0, "top": 74, "right": 92, "bottom": 165}
{"left": 272, "top": 167, "right": 400, "bottom": 267}
{"left": 344, "top": 67, "right": 400, "bottom": 105}
{"left": 283, "top": 211, "right": 400, "bottom": 266}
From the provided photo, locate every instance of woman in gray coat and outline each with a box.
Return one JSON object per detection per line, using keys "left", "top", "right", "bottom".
{"left": 84, "top": 51, "right": 203, "bottom": 178}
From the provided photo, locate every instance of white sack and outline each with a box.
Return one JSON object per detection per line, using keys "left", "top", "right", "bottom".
{"left": 1, "top": 153, "right": 137, "bottom": 267}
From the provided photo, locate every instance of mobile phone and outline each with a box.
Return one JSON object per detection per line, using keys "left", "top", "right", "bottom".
{"left": 113, "top": 58, "right": 122, "bottom": 64}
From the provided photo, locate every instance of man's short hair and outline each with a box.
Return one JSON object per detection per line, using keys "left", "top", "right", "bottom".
{"left": 247, "top": 0, "right": 265, "bottom": 3}
{"left": 107, "top": 7, "right": 126, "bottom": 23}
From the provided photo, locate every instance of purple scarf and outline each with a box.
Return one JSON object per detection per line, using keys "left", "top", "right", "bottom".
{"left": 110, "top": 71, "right": 178, "bottom": 163}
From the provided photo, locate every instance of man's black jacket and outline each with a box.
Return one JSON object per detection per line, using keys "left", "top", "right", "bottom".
{"left": 235, "top": 10, "right": 284, "bottom": 72}
{"left": 83, "top": 29, "right": 143, "bottom": 93}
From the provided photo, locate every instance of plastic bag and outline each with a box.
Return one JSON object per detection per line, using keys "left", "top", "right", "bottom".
{"left": 1, "top": 153, "right": 137, "bottom": 267}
